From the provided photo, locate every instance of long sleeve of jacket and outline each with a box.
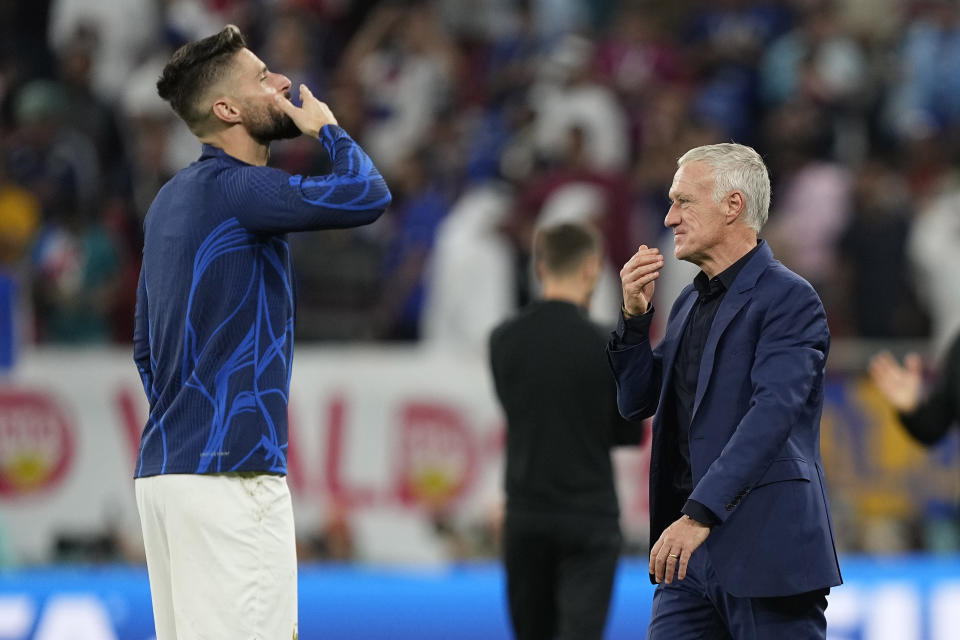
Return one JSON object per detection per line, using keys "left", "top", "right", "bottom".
{"left": 607, "top": 308, "right": 662, "bottom": 421}
{"left": 221, "top": 125, "right": 391, "bottom": 234}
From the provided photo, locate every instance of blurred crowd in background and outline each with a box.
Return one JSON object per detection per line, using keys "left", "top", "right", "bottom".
{"left": 4, "top": 0, "right": 960, "bottom": 353}
{"left": 3, "top": 0, "right": 960, "bottom": 564}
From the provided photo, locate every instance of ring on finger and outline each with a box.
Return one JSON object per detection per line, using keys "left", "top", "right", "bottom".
{"left": 668, "top": 553, "right": 679, "bottom": 559}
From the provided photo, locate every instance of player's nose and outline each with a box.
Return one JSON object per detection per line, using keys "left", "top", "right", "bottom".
{"left": 664, "top": 204, "right": 681, "bottom": 228}
{"left": 271, "top": 72, "right": 292, "bottom": 95}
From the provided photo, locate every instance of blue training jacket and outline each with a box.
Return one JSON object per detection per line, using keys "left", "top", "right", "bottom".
{"left": 133, "top": 125, "right": 390, "bottom": 478}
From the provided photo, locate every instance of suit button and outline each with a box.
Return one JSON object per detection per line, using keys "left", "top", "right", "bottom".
{"left": 725, "top": 503, "right": 734, "bottom": 511}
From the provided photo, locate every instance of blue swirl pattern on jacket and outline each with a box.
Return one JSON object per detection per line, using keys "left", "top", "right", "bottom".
{"left": 133, "top": 125, "right": 390, "bottom": 477}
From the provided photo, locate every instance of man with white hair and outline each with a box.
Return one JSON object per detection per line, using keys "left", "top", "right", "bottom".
{"left": 608, "top": 143, "right": 842, "bottom": 638}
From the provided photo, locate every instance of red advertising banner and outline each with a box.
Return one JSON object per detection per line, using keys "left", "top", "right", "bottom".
{"left": 0, "top": 347, "right": 650, "bottom": 565}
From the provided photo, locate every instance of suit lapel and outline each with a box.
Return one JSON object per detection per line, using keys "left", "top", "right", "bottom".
{"left": 657, "top": 288, "right": 697, "bottom": 411}
{"left": 691, "top": 242, "right": 774, "bottom": 420}
{"left": 648, "top": 287, "right": 696, "bottom": 504}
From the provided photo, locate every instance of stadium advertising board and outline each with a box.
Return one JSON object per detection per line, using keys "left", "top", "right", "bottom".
{"left": 2, "top": 558, "right": 960, "bottom": 639}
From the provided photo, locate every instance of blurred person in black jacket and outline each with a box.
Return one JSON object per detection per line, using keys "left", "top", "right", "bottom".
{"left": 870, "top": 333, "right": 960, "bottom": 445}
{"left": 489, "top": 222, "right": 645, "bottom": 640}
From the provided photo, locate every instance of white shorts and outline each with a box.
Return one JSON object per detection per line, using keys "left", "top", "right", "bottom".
{"left": 135, "top": 473, "right": 298, "bottom": 640}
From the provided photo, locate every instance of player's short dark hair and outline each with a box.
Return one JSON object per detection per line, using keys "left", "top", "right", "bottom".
{"left": 156, "top": 25, "right": 247, "bottom": 130}
{"left": 533, "top": 222, "right": 601, "bottom": 277}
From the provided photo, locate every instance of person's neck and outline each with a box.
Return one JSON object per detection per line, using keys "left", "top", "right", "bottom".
{"left": 199, "top": 126, "right": 270, "bottom": 166}
{"left": 540, "top": 279, "right": 591, "bottom": 308}
{"left": 697, "top": 235, "right": 758, "bottom": 279}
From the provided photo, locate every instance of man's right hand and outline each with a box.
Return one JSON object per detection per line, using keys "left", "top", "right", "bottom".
{"left": 868, "top": 350, "right": 922, "bottom": 413}
{"left": 274, "top": 84, "right": 338, "bottom": 139}
{"left": 620, "top": 245, "right": 663, "bottom": 317}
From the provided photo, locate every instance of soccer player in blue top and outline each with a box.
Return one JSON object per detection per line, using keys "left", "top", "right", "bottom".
{"left": 132, "top": 25, "right": 390, "bottom": 639}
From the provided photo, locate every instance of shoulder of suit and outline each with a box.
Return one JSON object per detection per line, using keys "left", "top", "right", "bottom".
{"left": 755, "top": 259, "right": 820, "bottom": 302}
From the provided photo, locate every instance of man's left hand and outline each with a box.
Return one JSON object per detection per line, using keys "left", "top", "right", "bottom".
{"left": 650, "top": 515, "right": 711, "bottom": 584}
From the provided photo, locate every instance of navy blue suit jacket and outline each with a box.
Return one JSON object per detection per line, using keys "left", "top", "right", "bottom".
{"left": 608, "top": 242, "right": 842, "bottom": 598}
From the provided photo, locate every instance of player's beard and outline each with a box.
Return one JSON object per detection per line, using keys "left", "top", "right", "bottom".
{"left": 244, "top": 98, "right": 300, "bottom": 144}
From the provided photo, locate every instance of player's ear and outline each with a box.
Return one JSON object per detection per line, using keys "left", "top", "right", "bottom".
{"left": 211, "top": 97, "right": 241, "bottom": 125}
{"left": 725, "top": 190, "right": 746, "bottom": 225}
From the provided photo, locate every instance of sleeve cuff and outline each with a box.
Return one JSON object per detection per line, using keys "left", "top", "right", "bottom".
{"left": 318, "top": 124, "right": 347, "bottom": 145}
{"left": 682, "top": 499, "right": 719, "bottom": 526}
{"left": 614, "top": 306, "right": 654, "bottom": 346}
